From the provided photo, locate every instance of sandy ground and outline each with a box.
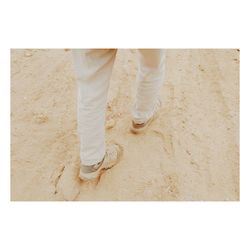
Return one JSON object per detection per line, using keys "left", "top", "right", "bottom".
{"left": 11, "top": 49, "right": 239, "bottom": 201}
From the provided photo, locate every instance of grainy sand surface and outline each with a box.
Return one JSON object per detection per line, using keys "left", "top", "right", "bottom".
{"left": 11, "top": 49, "right": 239, "bottom": 201}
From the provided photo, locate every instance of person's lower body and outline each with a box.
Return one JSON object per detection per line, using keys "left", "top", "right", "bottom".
{"left": 130, "top": 49, "right": 165, "bottom": 133}
{"left": 72, "top": 49, "right": 166, "bottom": 180}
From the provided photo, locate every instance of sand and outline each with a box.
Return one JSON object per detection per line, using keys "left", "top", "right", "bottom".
{"left": 11, "top": 49, "right": 239, "bottom": 201}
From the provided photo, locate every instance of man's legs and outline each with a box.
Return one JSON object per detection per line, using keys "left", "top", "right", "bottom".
{"left": 72, "top": 49, "right": 117, "bottom": 166}
{"left": 132, "top": 49, "right": 166, "bottom": 124}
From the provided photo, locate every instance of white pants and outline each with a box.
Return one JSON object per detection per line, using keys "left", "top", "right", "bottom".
{"left": 72, "top": 49, "right": 165, "bottom": 165}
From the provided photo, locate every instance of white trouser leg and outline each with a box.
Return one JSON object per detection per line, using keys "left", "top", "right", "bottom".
{"left": 72, "top": 49, "right": 117, "bottom": 165}
{"left": 132, "top": 49, "right": 166, "bottom": 124}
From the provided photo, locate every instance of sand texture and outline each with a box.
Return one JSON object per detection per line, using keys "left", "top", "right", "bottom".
{"left": 11, "top": 49, "right": 239, "bottom": 201}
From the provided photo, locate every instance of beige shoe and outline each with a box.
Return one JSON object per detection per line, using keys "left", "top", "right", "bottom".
{"left": 79, "top": 143, "right": 123, "bottom": 181}
{"left": 130, "top": 114, "right": 158, "bottom": 134}
{"left": 130, "top": 99, "right": 161, "bottom": 134}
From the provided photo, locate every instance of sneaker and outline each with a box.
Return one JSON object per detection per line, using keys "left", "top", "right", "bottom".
{"left": 130, "top": 99, "right": 161, "bottom": 134}
{"left": 79, "top": 143, "right": 123, "bottom": 181}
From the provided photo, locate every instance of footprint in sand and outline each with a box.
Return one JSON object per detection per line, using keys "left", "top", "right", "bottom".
{"left": 53, "top": 156, "right": 81, "bottom": 201}
{"left": 152, "top": 129, "right": 174, "bottom": 157}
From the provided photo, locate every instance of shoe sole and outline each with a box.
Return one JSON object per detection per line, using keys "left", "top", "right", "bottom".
{"left": 79, "top": 144, "right": 123, "bottom": 181}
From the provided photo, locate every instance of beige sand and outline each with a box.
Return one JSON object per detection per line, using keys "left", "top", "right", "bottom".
{"left": 11, "top": 49, "right": 239, "bottom": 201}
